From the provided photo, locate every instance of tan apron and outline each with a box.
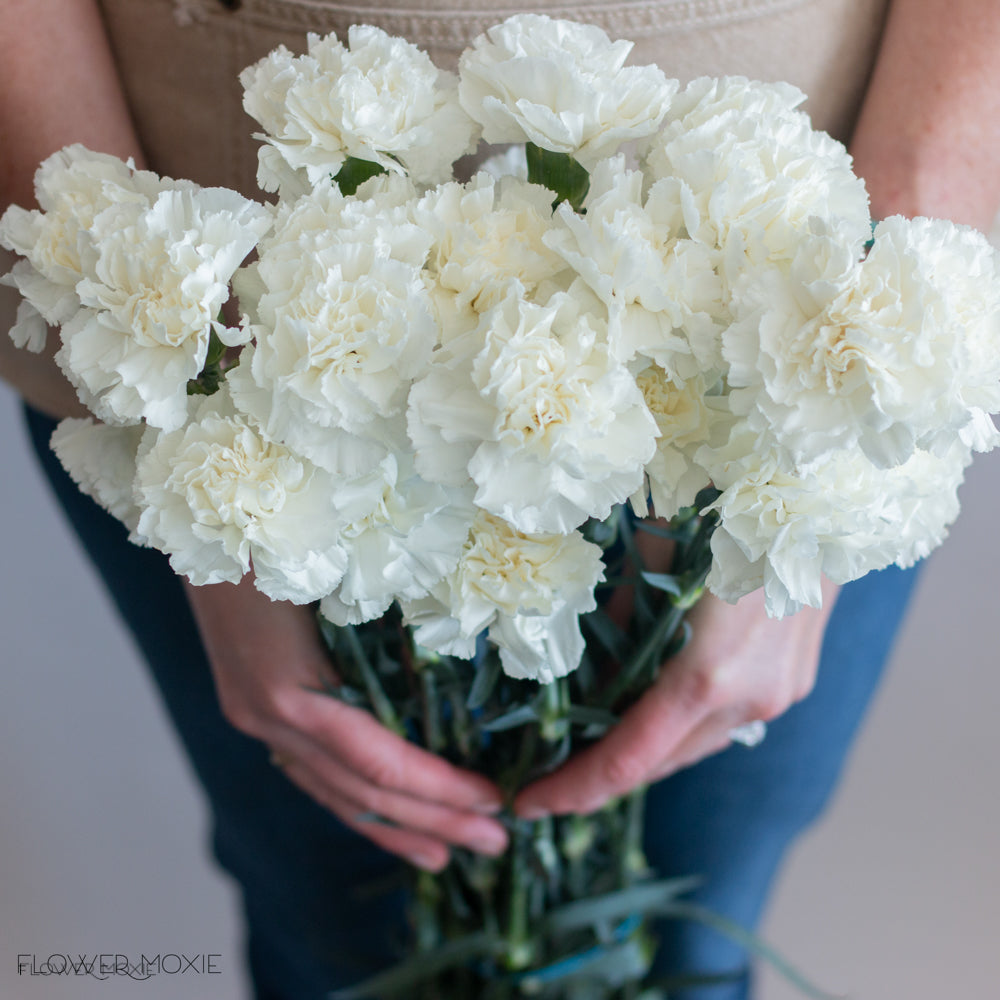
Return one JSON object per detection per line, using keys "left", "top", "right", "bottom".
{"left": 96, "top": 0, "right": 890, "bottom": 196}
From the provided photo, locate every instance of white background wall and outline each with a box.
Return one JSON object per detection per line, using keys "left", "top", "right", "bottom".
{"left": 1, "top": 320, "right": 998, "bottom": 998}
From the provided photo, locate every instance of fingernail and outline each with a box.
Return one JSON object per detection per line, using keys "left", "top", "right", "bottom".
{"left": 469, "top": 828, "right": 508, "bottom": 856}
{"left": 408, "top": 851, "right": 445, "bottom": 872}
{"left": 518, "top": 806, "right": 549, "bottom": 821}
{"left": 472, "top": 800, "right": 503, "bottom": 815}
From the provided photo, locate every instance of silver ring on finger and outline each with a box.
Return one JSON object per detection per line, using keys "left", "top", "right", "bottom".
{"left": 354, "top": 811, "right": 400, "bottom": 828}
{"left": 728, "top": 720, "right": 767, "bottom": 748}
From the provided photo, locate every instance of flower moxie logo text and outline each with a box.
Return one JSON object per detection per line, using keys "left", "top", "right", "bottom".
{"left": 17, "top": 953, "right": 222, "bottom": 980}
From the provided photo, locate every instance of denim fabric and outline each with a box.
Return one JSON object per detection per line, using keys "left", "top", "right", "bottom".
{"left": 25, "top": 406, "right": 919, "bottom": 1000}
{"left": 642, "top": 562, "right": 920, "bottom": 999}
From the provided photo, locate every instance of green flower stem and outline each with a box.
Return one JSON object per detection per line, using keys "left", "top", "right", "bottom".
{"left": 599, "top": 599, "right": 686, "bottom": 710}
{"left": 621, "top": 787, "right": 648, "bottom": 888}
{"left": 540, "top": 677, "right": 570, "bottom": 744}
{"left": 421, "top": 668, "right": 445, "bottom": 754}
{"left": 562, "top": 815, "right": 596, "bottom": 899}
{"left": 446, "top": 684, "right": 473, "bottom": 760}
{"left": 344, "top": 625, "right": 406, "bottom": 737}
{"left": 504, "top": 822, "right": 535, "bottom": 971}
{"left": 413, "top": 869, "right": 442, "bottom": 955}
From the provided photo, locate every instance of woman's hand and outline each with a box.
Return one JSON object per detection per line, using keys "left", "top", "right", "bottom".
{"left": 514, "top": 581, "right": 838, "bottom": 818}
{"left": 185, "top": 576, "right": 508, "bottom": 871}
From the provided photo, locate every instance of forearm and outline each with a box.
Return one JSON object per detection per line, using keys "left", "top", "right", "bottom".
{"left": 1, "top": 0, "right": 144, "bottom": 207}
{"left": 1, "top": 0, "right": 145, "bottom": 416}
{"left": 850, "top": 0, "right": 1000, "bottom": 229}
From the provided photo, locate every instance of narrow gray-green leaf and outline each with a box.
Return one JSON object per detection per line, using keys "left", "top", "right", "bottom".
{"left": 543, "top": 876, "right": 702, "bottom": 935}
{"left": 329, "top": 931, "right": 496, "bottom": 999}
{"left": 582, "top": 609, "right": 630, "bottom": 663}
{"left": 640, "top": 572, "right": 683, "bottom": 597}
{"left": 467, "top": 653, "right": 502, "bottom": 711}
{"left": 480, "top": 704, "right": 540, "bottom": 733}
{"left": 658, "top": 901, "right": 843, "bottom": 1000}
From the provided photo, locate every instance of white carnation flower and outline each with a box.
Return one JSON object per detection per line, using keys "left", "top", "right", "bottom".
{"left": 701, "top": 427, "right": 972, "bottom": 617}
{"left": 702, "top": 432, "right": 882, "bottom": 617}
{"left": 408, "top": 285, "right": 658, "bottom": 533}
{"left": 414, "top": 172, "right": 567, "bottom": 335}
{"left": 234, "top": 174, "right": 429, "bottom": 314}
{"left": 319, "top": 458, "right": 475, "bottom": 626}
{"left": 458, "top": 14, "right": 676, "bottom": 169}
{"left": 883, "top": 442, "right": 971, "bottom": 569}
{"left": 0, "top": 145, "right": 199, "bottom": 351}
{"left": 134, "top": 389, "right": 347, "bottom": 603}
{"left": 241, "top": 26, "right": 479, "bottom": 192}
{"left": 543, "top": 157, "right": 726, "bottom": 380}
{"left": 891, "top": 215, "right": 1000, "bottom": 451}
{"left": 644, "top": 77, "right": 871, "bottom": 265}
{"left": 402, "top": 510, "right": 605, "bottom": 682}
{"left": 632, "top": 365, "right": 714, "bottom": 520}
{"left": 725, "top": 219, "right": 1000, "bottom": 469}
{"left": 49, "top": 418, "right": 147, "bottom": 537}
{"left": 51, "top": 185, "right": 269, "bottom": 429}
{"left": 231, "top": 184, "right": 436, "bottom": 475}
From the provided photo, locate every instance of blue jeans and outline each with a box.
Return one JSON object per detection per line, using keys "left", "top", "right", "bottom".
{"left": 25, "top": 407, "right": 920, "bottom": 1000}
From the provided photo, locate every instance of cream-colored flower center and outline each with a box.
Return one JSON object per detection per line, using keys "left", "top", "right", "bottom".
{"left": 460, "top": 513, "right": 559, "bottom": 614}
{"left": 291, "top": 280, "right": 395, "bottom": 376}
{"left": 636, "top": 366, "right": 707, "bottom": 443}
{"left": 499, "top": 348, "right": 578, "bottom": 442}
{"left": 125, "top": 283, "right": 202, "bottom": 348}
{"left": 436, "top": 210, "right": 556, "bottom": 311}
{"left": 171, "top": 429, "right": 305, "bottom": 528}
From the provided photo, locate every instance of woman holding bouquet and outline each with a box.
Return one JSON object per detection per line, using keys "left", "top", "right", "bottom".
{"left": 1, "top": 1, "right": 999, "bottom": 998}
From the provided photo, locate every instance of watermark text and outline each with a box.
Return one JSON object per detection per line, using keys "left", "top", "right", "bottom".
{"left": 17, "top": 953, "right": 223, "bottom": 981}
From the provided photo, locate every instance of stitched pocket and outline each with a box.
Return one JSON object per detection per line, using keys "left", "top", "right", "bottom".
{"left": 203, "top": 0, "right": 813, "bottom": 52}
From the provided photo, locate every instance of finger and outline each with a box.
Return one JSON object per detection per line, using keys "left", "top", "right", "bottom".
{"left": 642, "top": 710, "right": 742, "bottom": 783}
{"left": 514, "top": 668, "right": 713, "bottom": 817}
{"left": 276, "top": 739, "right": 509, "bottom": 856}
{"left": 277, "top": 755, "right": 452, "bottom": 872}
{"left": 290, "top": 693, "right": 505, "bottom": 814}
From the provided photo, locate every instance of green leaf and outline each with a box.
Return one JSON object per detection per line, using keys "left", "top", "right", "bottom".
{"left": 334, "top": 156, "right": 388, "bottom": 195}
{"left": 596, "top": 574, "right": 640, "bottom": 589}
{"left": 526, "top": 142, "right": 590, "bottom": 212}
{"left": 204, "top": 327, "right": 227, "bottom": 367}
{"left": 343, "top": 624, "right": 405, "bottom": 736}
{"left": 513, "top": 937, "right": 651, "bottom": 991}
{"left": 480, "top": 703, "right": 540, "bottom": 733}
{"left": 694, "top": 485, "right": 722, "bottom": 510}
{"left": 645, "top": 971, "right": 745, "bottom": 992}
{"left": 581, "top": 609, "right": 630, "bottom": 663}
{"left": 543, "top": 876, "right": 702, "bottom": 935}
{"left": 187, "top": 328, "right": 228, "bottom": 396}
{"left": 640, "top": 572, "right": 682, "bottom": 597}
{"left": 304, "top": 680, "right": 369, "bottom": 709}
{"left": 616, "top": 514, "right": 656, "bottom": 626}
{"left": 634, "top": 519, "right": 697, "bottom": 542}
{"left": 353, "top": 811, "right": 402, "bottom": 829}
{"left": 329, "top": 931, "right": 497, "bottom": 999}
{"left": 316, "top": 614, "right": 341, "bottom": 650}
{"left": 567, "top": 705, "right": 620, "bottom": 733}
{"left": 583, "top": 509, "right": 621, "bottom": 549}
{"left": 467, "top": 653, "right": 502, "bottom": 711}
{"left": 658, "top": 901, "right": 843, "bottom": 1000}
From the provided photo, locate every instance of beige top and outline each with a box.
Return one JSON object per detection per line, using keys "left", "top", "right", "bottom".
{"left": 97, "top": 0, "right": 889, "bottom": 196}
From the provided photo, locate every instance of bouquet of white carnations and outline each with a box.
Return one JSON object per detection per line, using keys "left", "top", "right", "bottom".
{"left": 4, "top": 13, "right": 999, "bottom": 998}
